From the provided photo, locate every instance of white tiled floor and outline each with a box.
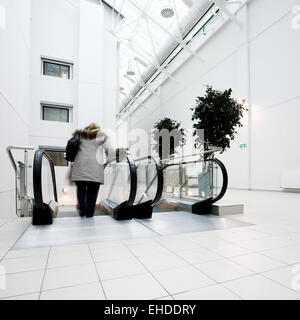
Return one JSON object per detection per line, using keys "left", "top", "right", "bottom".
{"left": 223, "top": 275, "right": 300, "bottom": 300}
{"left": 230, "top": 253, "right": 286, "bottom": 273}
{"left": 195, "top": 259, "right": 254, "bottom": 283}
{"left": 102, "top": 273, "right": 167, "bottom": 300}
{"left": 42, "top": 263, "right": 99, "bottom": 291}
{"left": 96, "top": 257, "right": 147, "bottom": 280}
{"left": 152, "top": 265, "right": 215, "bottom": 295}
{"left": 262, "top": 266, "right": 300, "bottom": 290}
{"left": 40, "top": 282, "right": 105, "bottom": 300}
{"left": 1, "top": 190, "right": 300, "bottom": 300}
{"left": 173, "top": 284, "right": 241, "bottom": 300}
{"left": 137, "top": 252, "right": 188, "bottom": 271}
{"left": 47, "top": 250, "right": 93, "bottom": 269}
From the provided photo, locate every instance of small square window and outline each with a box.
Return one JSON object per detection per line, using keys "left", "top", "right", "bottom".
{"left": 41, "top": 149, "right": 68, "bottom": 167}
{"left": 42, "top": 105, "right": 71, "bottom": 123}
{"left": 42, "top": 58, "right": 73, "bottom": 79}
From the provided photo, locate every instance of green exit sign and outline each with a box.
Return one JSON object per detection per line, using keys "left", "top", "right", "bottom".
{"left": 240, "top": 144, "right": 247, "bottom": 148}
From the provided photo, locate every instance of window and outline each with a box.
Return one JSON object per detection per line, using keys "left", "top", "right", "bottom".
{"left": 42, "top": 58, "right": 73, "bottom": 79}
{"left": 40, "top": 148, "right": 68, "bottom": 167}
{"left": 42, "top": 105, "right": 70, "bottom": 123}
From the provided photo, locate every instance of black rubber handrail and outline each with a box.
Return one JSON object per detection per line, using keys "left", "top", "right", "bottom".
{"left": 33, "top": 149, "right": 58, "bottom": 209}
{"left": 126, "top": 154, "right": 137, "bottom": 206}
{"left": 151, "top": 156, "right": 164, "bottom": 207}
{"left": 210, "top": 158, "right": 228, "bottom": 204}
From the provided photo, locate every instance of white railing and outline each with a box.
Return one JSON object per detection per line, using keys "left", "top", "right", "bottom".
{"left": 6, "top": 146, "right": 35, "bottom": 217}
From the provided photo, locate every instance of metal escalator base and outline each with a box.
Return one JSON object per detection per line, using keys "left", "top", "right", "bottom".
{"left": 12, "top": 211, "right": 252, "bottom": 250}
{"left": 157, "top": 197, "right": 214, "bottom": 214}
{"left": 98, "top": 199, "right": 154, "bottom": 220}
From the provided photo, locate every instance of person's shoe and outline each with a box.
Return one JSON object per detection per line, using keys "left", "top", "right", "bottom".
{"left": 79, "top": 210, "right": 86, "bottom": 217}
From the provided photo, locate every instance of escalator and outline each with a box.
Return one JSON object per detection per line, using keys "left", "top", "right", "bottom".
{"left": 129, "top": 156, "right": 163, "bottom": 219}
{"left": 158, "top": 152, "right": 228, "bottom": 214}
{"left": 98, "top": 154, "right": 137, "bottom": 220}
{"left": 98, "top": 154, "right": 164, "bottom": 220}
{"left": 31, "top": 148, "right": 165, "bottom": 224}
{"left": 32, "top": 150, "right": 58, "bottom": 225}
{"left": 31, "top": 148, "right": 228, "bottom": 225}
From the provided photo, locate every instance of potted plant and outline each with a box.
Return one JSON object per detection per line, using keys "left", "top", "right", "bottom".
{"left": 191, "top": 85, "right": 247, "bottom": 155}
{"left": 153, "top": 117, "right": 186, "bottom": 159}
{"left": 191, "top": 85, "right": 247, "bottom": 198}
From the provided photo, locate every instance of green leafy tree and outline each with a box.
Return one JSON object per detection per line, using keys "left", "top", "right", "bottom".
{"left": 191, "top": 86, "right": 247, "bottom": 152}
{"left": 153, "top": 117, "right": 186, "bottom": 159}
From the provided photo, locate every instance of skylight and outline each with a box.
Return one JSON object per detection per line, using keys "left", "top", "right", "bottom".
{"left": 101, "top": 0, "right": 244, "bottom": 116}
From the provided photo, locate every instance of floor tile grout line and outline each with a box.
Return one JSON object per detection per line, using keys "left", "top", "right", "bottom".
{"left": 121, "top": 239, "right": 174, "bottom": 298}
{"left": 170, "top": 281, "right": 243, "bottom": 300}
{"left": 0, "top": 290, "right": 40, "bottom": 300}
{"left": 3, "top": 239, "right": 300, "bottom": 283}
{"left": 228, "top": 258, "right": 288, "bottom": 275}
{"left": 259, "top": 269, "right": 300, "bottom": 296}
{"left": 152, "top": 236, "right": 245, "bottom": 300}
{"left": 1, "top": 280, "right": 107, "bottom": 300}
{"left": 153, "top": 294, "right": 175, "bottom": 300}
{"left": 0, "top": 223, "right": 32, "bottom": 263}
{"left": 38, "top": 280, "right": 102, "bottom": 296}
{"left": 133, "top": 218, "right": 162, "bottom": 236}
{"left": 185, "top": 237, "right": 300, "bottom": 288}
{"left": 38, "top": 247, "right": 51, "bottom": 300}
{"left": 2, "top": 252, "right": 50, "bottom": 261}
{"left": 87, "top": 243, "right": 108, "bottom": 300}
{"left": 185, "top": 234, "right": 300, "bottom": 266}
{"left": 100, "top": 270, "right": 149, "bottom": 283}
{"left": 2, "top": 212, "right": 300, "bottom": 299}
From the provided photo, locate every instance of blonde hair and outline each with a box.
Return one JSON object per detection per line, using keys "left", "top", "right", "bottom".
{"left": 74, "top": 122, "right": 106, "bottom": 139}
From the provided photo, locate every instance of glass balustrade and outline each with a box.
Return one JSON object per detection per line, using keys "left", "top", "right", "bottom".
{"left": 162, "top": 154, "right": 227, "bottom": 204}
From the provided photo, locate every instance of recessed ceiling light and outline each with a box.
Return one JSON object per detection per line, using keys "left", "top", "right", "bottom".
{"left": 161, "top": 1, "right": 174, "bottom": 18}
{"left": 127, "top": 59, "right": 135, "bottom": 76}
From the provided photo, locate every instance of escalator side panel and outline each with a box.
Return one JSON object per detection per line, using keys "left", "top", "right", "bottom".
{"left": 160, "top": 157, "right": 228, "bottom": 215}
{"left": 32, "top": 150, "right": 58, "bottom": 225}
{"left": 132, "top": 200, "right": 153, "bottom": 219}
{"left": 99, "top": 155, "right": 137, "bottom": 220}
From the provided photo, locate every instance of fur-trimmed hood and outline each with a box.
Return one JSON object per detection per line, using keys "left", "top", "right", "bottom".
{"left": 74, "top": 128, "right": 107, "bottom": 140}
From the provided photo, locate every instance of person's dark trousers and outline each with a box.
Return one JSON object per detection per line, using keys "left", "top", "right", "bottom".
{"left": 75, "top": 181, "right": 100, "bottom": 218}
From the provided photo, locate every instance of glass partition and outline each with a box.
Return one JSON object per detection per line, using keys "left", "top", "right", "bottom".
{"left": 102, "top": 160, "right": 133, "bottom": 206}
{"left": 41, "top": 155, "right": 56, "bottom": 206}
{"left": 134, "top": 157, "right": 158, "bottom": 205}
{"left": 162, "top": 155, "right": 227, "bottom": 204}
{"left": 99, "top": 154, "right": 163, "bottom": 220}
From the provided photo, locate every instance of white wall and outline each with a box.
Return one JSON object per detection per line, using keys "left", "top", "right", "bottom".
{"left": 29, "top": 0, "right": 119, "bottom": 205}
{"left": 30, "top": 0, "right": 79, "bottom": 147}
{"left": 0, "top": 0, "right": 31, "bottom": 217}
{"left": 30, "top": 0, "right": 81, "bottom": 205}
{"left": 124, "top": 0, "right": 300, "bottom": 192}
{"left": 78, "top": 0, "right": 104, "bottom": 128}
{"left": 0, "top": 0, "right": 120, "bottom": 214}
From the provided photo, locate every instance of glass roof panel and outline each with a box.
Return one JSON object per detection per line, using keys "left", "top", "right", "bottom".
{"left": 102, "top": 0, "right": 206, "bottom": 111}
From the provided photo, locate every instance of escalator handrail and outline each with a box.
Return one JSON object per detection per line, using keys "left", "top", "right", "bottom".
{"left": 210, "top": 158, "right": 228, "bottom": 204}
{"left": 149, "top": 156, "right": 164, "bottom": 207}
{"left": 126, "top": 154, "right": 137, "bottom": 206}
{"left": 33, "top": 149, "right": 58, "bottom": 209}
